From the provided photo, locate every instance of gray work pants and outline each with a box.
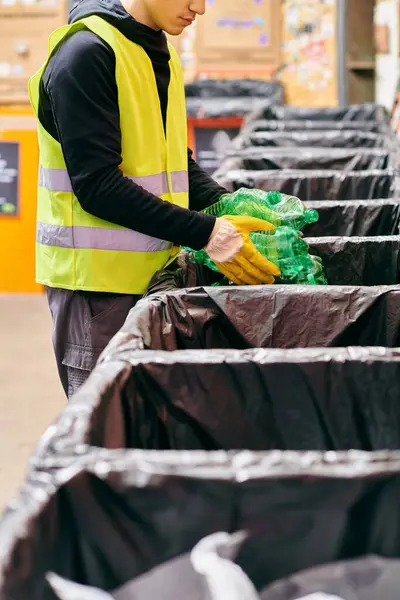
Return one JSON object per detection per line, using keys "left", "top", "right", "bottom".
{"left": 46, "top": 287, "right": 140, "bottom": 399}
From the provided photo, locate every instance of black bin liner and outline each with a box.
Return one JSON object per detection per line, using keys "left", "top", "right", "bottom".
{"left": 36, "top": 346, "right": 400, "bottom": 453}
{"left": 242, "top": 119, "right": 391, "bottom": 134}
{"left": 215, "top": 168, "right": 395, "bottom": 200}
{"left": 308, "top": 236, "right": 400, "bottom": 285}
{"left": 185, "top": 79, "right": 284, "bottom": 99}
{"left": 244, "top": 102, "right": 389, "bottom": 124}
{"left": 216, "top": 148, "right": 392, "bottom": 172}
{"left": 304, "top": 200, "right": 400, "bottom": 237}
{"left": 185, "top": 80, "right": 284, "bottom": 118}
{"left": 232, "top": 130, "right": 393, "bottom": 149}
{"left": 121, "top": 273, "right": 400, "bottom": 351}
{"left": 3, "top": 451, "right": 400, "bottom": 600}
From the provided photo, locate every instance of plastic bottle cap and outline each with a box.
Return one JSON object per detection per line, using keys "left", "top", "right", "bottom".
{"left": 304, "top": 208, "right": 319, "bottom": 224}
{"left": 266, "top": 191, "right": 282, "bottom": 206}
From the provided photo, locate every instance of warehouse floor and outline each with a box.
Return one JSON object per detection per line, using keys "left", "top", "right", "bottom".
{"left": 0, "top": 294, "right": 64, "bottom": 509}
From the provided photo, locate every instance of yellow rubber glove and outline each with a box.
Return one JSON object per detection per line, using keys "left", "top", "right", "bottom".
{"left": 204, "top": 215, "right": 281, "bottom": 286}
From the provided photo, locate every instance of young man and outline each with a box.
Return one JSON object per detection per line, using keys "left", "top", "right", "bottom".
{"left": 29, "top": 0, "right": 279, "bottom": 398}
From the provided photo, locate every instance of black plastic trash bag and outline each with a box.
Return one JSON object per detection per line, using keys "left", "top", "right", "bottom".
{"left": 244, "top": 103, "right": 390, "bottom": 124}
{"left": 215, "top": 169, "right": 395, "bottom": 201}
{"left": 34, "top": 345, "right": 400, "bottom": 454}
{"left": 303, "top": 200, "right": 400, "bottom": 237}
{"left": 185, "top": 80, "right": 283, "bottom": 118}
{"left": 216, "top": 149, "right": 392, "bottom": 172}
{"left": 3, "top": 450, "right": 400, "bottom": 600}
{"left": 232, "top": 130, "right": 393, "bottom": 149}
{"left": 241, "top": 119, "right": 392, "bottom": 134}
{"left": 261, "top": 556, "right": 400, "bottom": 600}
{"left": 307, "top": 236, "right": 400, "bottom": 285}
{"left": 185, "top": 79, "right": 284, "bottom": 99}
{"left": 186, "top": 97, "right": 282, "bottom": 119}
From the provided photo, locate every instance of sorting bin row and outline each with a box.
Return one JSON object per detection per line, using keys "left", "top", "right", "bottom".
{"left": 32, "top": 284, "right": 400, "bottom": 456}
{"left": 30, "top": 233, "right": 400, "bottom": 460}
{"left": 221, "top": 104, "right": 399, "bottom": 208}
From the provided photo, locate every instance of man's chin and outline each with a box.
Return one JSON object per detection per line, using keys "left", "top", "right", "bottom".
{"left": 165, "top": 24, "right": 185, "bottom": 36}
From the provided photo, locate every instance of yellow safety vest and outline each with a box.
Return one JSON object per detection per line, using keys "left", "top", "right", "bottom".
{"left": 29, "top": 15, "right": 188, "bottom": 294}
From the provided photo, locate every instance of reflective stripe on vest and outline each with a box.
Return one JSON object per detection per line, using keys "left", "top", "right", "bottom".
{"left": 37, "top": 222, "right": 172, "bottom": 253}
{"left": 39, "top": 166, "right": 189, "bottom": 196}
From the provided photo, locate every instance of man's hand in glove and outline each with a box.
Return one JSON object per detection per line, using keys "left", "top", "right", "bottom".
{"left": 204, "top": 215, "right": 281, "bottom": 285}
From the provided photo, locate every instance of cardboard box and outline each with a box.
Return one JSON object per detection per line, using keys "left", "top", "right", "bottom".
{"left": 195, "top": 0, "right": 281, "bottom": 77}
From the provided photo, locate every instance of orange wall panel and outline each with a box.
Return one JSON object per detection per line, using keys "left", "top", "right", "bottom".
{"left": 0, "top": 107, "right": 42, "bottom": 293}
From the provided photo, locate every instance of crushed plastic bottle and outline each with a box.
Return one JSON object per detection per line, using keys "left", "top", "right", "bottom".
{"left": 186, "top": 226, "right": 327, "bottom": 286}
{"left": 250, "top": 228, "right": 327, "bottom": 285}
{"left": 184, "top": 188, "right": 326, "bottom": 286}
{"left": 202, "top": 189, "right": 281, "bottom": 227}
{"left": 257, "top": 190, "right": 319, "bottom": 231}
{"left": 202, "top": 188, "right": 318, "bottom": 232}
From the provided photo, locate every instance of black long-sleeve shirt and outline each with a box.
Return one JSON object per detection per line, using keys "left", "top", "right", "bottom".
{"left": 38, "top": 0, "right": 226, "bottom": 250}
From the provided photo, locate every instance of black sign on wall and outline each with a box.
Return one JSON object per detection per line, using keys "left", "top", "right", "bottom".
{"left": 194, "top": 127, "right": 240, "bottom": 175}
{"left": 0, "top": 142, "right": 19, "bottom": 216}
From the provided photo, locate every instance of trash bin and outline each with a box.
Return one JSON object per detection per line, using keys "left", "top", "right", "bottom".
{"left": 185, "top": 79, "right": 283, "bottom": 102}
{"left": 244, "top": 103, "right": 390, "bottom": 124}
{"left": 232, "top": 130, "right": 394, "bottom": 150}
{"left": 3, "top": 450, "right": 400, "bottom": 600}
{"left": 216, "top": 148, "right": 392, "bottom": 172}
{"left": 34, "top": 344, "right": 400, "bottom": 454}
{"left": 215, "top": 169, "right": 395, "bottom": 201}
{"left": 185, "top": 80, "right": 284, "bottom": 175}
{"left": 307, "top": 236, "right": 400, "bottom": 285}
{"left": 304, "top": 200, "right": 400, "bottom": 237}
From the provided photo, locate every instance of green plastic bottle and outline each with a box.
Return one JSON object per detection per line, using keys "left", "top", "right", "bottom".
{"left": 202, "top": 189, "right": 281, "bottom": 227}
{"left": 250, "top": 227, "right": 327, "bottom": 285}
{"left": 263, "top": 191, "right": 319, "bottom": 231}
{"left": 202, "top": 188, "right": 318, "bottom": 232}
